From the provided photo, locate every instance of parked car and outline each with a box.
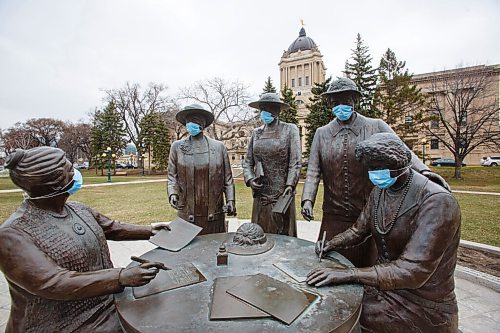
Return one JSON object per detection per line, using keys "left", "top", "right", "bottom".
{"left": 430, "top": 158, "right": 466, "bottom": 167}
{"left": 115, "top": 163, "right": 128, "bottom": 169}
{"left": 480, "top": 156, "right": 500, "bottom": 167}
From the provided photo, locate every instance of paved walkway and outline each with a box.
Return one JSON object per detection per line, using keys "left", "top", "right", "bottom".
{"left": 0, "top": 219, "right": 498, "bottom": 332}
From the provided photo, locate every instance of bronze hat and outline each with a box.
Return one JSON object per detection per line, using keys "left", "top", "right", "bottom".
{"left": 321, "top": 77, "right": 361, "bottom": 98}
{"left": 248, "top": 93, "right": 289, "bottom": 114}
{"left": 175, "top": 104, "right": 215, "bottom": 127}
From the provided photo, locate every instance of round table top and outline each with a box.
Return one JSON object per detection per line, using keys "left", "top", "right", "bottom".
{"left": 115, "top": 233, "right": 363, "bottom": 333}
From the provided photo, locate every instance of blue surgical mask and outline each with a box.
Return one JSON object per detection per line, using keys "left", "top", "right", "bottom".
{"left": 186, "top": 122, "right": 202, "bottom": 136}
{"left": 260, "top": 110, "right": 275, "bottom": 124}
{"left": 368, "top": 166, "right": 410, "bottom": 189}
{"left": 67, "top": 168, "right": 83, "bottom": 195}
{"left": 24, "top": 167, "right": 83, "bottom": 199}
{"left": 332, "top": 105, "right": 353, "bottom": 121}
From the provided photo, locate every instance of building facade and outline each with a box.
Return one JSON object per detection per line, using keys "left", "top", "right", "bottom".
{"left": 279, "top": 27, "right": 326, "bottom": 149}
{"left": 411, "top": 65, "right": 500, "bottom": 165}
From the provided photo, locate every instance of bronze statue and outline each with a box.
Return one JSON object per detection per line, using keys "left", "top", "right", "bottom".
{"left": 242, "top": 93, "right": 301, "bottom": 236}
{"left": 0, "top": 147, "right": 170, "bottom": 333}
{"left": 307, "top": 133, "right": 460, "bottom": 332}
{"left": 168, "top": 104, "right": 236, "bottom": 234}
{"left": 301, "top": 77, "right": 450, "bottom": 267}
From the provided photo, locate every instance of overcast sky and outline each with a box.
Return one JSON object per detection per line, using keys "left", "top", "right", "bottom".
{"left": 1, "top": 0, "right": 499, "bottom": 129}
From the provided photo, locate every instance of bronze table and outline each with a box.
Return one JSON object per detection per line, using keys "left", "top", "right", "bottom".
{"left": 115, "top": 233, "right": 363, "bottom": 332}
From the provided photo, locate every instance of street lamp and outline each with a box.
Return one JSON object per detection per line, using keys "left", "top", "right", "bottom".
{"left": 102, "top": 147, "right": 115, "bottom": 183}
{"left": 140, "top": 154, "right": 147, "bottom": 176}
{"left": 421, "top": 138, "right": 427, "bottom": 165}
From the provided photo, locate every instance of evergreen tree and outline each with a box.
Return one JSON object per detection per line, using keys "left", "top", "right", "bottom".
{"left": 90, "top": 101, "right": 127, "bottom": 174}
{"left": 344, "top": 33, "right": 378, "bottom": 117}
{"left": 304, "top": 77, "right": 332, "bottom": 158}
{"left": 372, "top": 48, "right": 429, "bottom": 146}
{"left": 279, "top": 85, "right": 298, "bottom": 125}
{"left": 262, "top": 76, "right": 277, "bottom": 94}
{"left": 139, "top": 113, "right": 171, "bottom": 172}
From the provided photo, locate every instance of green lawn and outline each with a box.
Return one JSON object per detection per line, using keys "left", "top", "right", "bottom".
{"left": 0, "top": 179, "right": 498, "bottom": 246}
{"left": 429, "top": 166, "right": 500, "bottom": 192}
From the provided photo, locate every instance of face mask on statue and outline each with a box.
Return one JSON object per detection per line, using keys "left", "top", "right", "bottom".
{"left": 24, "top": 168, "right": 84, "bottom": 199}
{"left": 186, "top": 122, "right": 203, "bottom": 136}
{"left": 332, "top": 105, "right": 353, "bottom": 121}
{"left": 368, "top": 165, "right": 410, "bottom": 189}
{"left": 260, "top": 110, "right": 275, "bottom": 125}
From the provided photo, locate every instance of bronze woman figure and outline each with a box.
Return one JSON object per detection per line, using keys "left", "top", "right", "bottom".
{"left": 307, "top": 133, "right": 460, "bottom": 332}
{"left": 0, "top": 147, "right": 170, "bottom": 333}
{"left": 242, "top": 93, "right": 301, "bottom": 236}
{"left": 167, "top": 104, "right": 236, "bottom": 234}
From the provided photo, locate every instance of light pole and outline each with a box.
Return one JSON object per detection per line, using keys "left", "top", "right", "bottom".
{"left": 102, "top": 147, "right": 115, "bottom": 183}
{"left": 421, "top": 138, "right": 427, "bottom": 165}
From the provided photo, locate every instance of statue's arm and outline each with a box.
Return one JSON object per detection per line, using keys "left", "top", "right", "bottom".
{"left": 242, "top": 131, "right": 256, "bottom": 186}
{"left": 356, "top": 193, "right": 460, "bottom": 289}
{"left": 167, "top": 143, "right": 179, "bottom": 199}
{"left": 0, "top": 228, "right": 123, "bottom": 301}
{"left": 222, "top": 144, "right": 235, "bottom": 202}
{"left": 377, "top": 119, "right": 428, "bottom": 172}
{"left": 285, "top": 125, "right": 302, "bottom": 188}
{"left": 301, "top": 129, "right": 322, "bottom": 206}
{"left": 90, "top": 207, "right": 152, "bottom": 240}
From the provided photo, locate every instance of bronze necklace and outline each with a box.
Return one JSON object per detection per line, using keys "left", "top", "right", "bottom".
{"left": 373, "top": 170, "right": 414, "bottom": 235}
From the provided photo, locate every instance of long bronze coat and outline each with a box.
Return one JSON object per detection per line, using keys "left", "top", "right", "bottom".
{"left": 167, "top": 136, "right": 235, "bottom": 234}
{"left": 242, "top": 121, "right": 301, "bottom": 235}
{"left": 301, "top": 112, "right": 428, "bottom": 266}
{"left": 333, "top": 172, "right": 460, "bottom": 332}
{"left": 0, "top": 201, "right": 153, "bottom": 333}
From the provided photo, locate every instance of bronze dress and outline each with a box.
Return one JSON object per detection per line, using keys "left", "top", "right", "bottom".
{"left": 301, "top": 112, "right": 428, "bottom": 267}
{"left": 167, "top": 136, "right": 235, "bottom": 234}
{"left": 243, "top": 120, "right": 301, "bottom": 236}
{"left": 0, "top": 201, "right": 152, "bottom": 333}
{"left": 333, "top": 172, "right": 460, "bottom": 332}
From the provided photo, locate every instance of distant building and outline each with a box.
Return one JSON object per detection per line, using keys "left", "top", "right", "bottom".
{"left": 279, "top": 27, "right": 326, "bottom": 150}
{"left": 411, "top": 64, "right": 500, "bottom": 165}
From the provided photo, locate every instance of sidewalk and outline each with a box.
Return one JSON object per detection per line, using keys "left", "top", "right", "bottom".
{"left": 0, "top": 220, "right": 498, "bottom": 332}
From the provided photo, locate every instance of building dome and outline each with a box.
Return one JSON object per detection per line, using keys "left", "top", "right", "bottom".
{"left": 287, "top": 28, "right": 317, "bottom": 53}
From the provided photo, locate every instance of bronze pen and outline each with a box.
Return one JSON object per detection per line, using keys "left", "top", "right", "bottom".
{"left": 130, "top": 256, "right": 171, "bottom": 270}
{"left": 318, "top": 231, "right": 326, "bottom": 263}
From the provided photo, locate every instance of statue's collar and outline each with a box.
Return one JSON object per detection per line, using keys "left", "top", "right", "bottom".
{"left": 330, "top": 112, "right": 361, "bottom": 137}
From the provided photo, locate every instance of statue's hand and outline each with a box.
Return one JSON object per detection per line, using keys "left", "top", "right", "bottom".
{"left": 301, "top": 200, "right": 314, "bottom": 221}
{"left": 421, "top": 170, "right": 451, "bottom": 192}
{"left": 315, "top": 239, "right": 339, "bottom": 256}
{"left": 225, "top": 200, "right": 237, "bottom": 216}
{"left": 249, "top": 179, "right": 263, "bottom": 191}
{"left": 283, "top": 185, "right": 293, "bottom": 197}
{"left": 151, "top": 222, "right": 171, "bottom": 236}
{"left": 306, "top": 267, "right": 351, "bottom": 287}
{"left": 169, "top": 194, "right": 179, "bottom": 209}
{"left": 119, "top": 263, "right": 160, "bottom": 287}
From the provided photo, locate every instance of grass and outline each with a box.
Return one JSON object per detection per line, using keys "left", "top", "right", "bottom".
{"left": 0, "top": 178, "right": 498, "bottom": 246}
{"left": 429, "top": 166, "right": 500, "bottom": 192}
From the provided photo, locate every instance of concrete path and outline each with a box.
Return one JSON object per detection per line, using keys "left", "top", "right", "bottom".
{"left": 0, "top": 219, "right": 498, "bottom": 332}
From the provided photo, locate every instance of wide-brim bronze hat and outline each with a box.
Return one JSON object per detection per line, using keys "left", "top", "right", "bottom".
{"left": 176, "top": 104, "right": 214, "bottom": 127}
{"left": 321, "top": 77, "right": 362, "bottom": 98}
{"left": 248, "top": 93, "right": 289, "bottom": 113}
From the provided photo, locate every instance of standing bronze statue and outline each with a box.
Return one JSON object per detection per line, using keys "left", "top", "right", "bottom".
{"left": 301, "top": 77, "right": 449, "bottom": 267}
{"left": 168, "top": 104, "right": 236, "bottom": 234}
{"left": 307, "top": 133, "right": 460, "bottom": 332}
{"left": 0, "top": 147, "right": 170, "bottom": 333}
{"left": 242, "top": 93, "right": 302, "bottom": 236}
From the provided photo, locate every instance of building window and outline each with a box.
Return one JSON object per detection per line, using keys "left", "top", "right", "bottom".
{"left": 240, "top": 155, "right": 244, "bottom": 160}
{"left": 298, "top": 77, "right": 302, "bottom": 87}
{"left": 431, "top": 139, "right": 439, "bottom": 150}
{"left": 305, "top": 76, "right": 309, "bottom": 85}
{"left": 430, "top": 112, "right": 440, "bottom": 129}
{"left": 231, "top": 155, "right": 235, "bottom": 160}
{"left": 291, "top": 79, "right": 295, "bottom": 87}
{"left": 405, "top": 116, "right": 413, "bottom": 125}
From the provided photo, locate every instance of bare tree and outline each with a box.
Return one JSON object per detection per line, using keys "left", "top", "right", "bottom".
{"left": 177, "top": 77, "right": 258, "bottom": 145}
{"left": 425, "top": 65, "right": 500, "bottom": 179}
{"left": 104, "top": 82, "right": 170, "bottom": 154}
{"left": 25, "top": 118, "right": 66, "bottom": 147}
{"left": 58, "top": 122, "right": 92, "bottom": 164}
{"left": 1, "top": 122, "right": 39, "bottom": 153}
{"left": 161, "top": 101, "right": 187, "bottom": 141}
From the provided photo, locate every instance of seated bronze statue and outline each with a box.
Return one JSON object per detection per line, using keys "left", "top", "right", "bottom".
{"left": 307, "top": 133, "right": 460, "bottom": 332}
{"left": 0, "top": 147, "right": 170, "bottom": 333}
